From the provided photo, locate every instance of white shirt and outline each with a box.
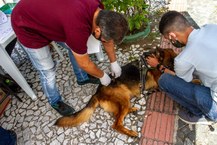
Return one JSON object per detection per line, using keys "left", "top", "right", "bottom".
{"left": 174, "top": 24, "right": 217, "bottom": 101}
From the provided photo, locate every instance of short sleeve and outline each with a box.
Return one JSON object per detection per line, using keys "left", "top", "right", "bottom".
{"left": 66, "top": 28, "right": 89, "bottom": 54}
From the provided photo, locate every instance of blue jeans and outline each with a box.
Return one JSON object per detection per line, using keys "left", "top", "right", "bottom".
{"left": 0, "top": 127, "right": 16, "bottom": 145}
{"left": 56, "top": 42, "right": 88, "bottom": 81}
{"left": 158, "top": 73, "right": 217, "bottom": 121}
{"left": 21, "top": 42, "right": 88, "bottom": 105}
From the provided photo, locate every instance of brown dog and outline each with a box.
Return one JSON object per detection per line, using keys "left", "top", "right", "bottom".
{"left": 54, "top": 48, "right": 178, "bottom": 137}
{"left": 55, "top": 61, "right": 141, "bottom": 137}
{"left": 145, "top": 48, "right": 177, "bottom": 91}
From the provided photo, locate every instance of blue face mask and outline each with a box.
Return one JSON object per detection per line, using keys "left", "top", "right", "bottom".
{"left": 170, "top": 39, "right": 185, "bottom": 48}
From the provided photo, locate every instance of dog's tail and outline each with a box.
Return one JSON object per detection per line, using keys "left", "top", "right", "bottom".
{"left": 54, "top": 94, "right": 99, "bottom": 127}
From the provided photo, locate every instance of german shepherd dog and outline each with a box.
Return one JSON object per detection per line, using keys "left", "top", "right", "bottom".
{"left": 54, "top": 48, "right": 177, "bottom": 137}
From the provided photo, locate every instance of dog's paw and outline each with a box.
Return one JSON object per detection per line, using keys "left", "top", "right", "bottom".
{"left": 128, "top": 130, "right": 138, "bottom": 137}
{"left": 129, "top": 107, "right": 139, "bottom": 113}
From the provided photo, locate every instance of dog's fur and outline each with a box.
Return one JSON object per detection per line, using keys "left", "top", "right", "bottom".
{"left": 54, "top": 48, "right": 177, "bottom": 137}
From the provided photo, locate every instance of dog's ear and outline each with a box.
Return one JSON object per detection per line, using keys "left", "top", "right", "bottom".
{"left": 160, "top": 49, "right": 177, "bottom": 70}
{"left": 143, "top": 47, "right": 152, "bottom": 58}
{"left": 143, "top": 47, "right": 158, "bottom": 59}
{"left": 169, "top": 49, "right": 178, "bottom": 58}
{"left": 155, "top": 47, "right": 164, "bottom": 62}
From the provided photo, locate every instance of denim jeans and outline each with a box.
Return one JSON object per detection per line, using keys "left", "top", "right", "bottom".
{"left": 21, "top": 42, "right": 88, "bottom": 105}
{"left": 22, "top": 44, "right": 61, "bottom": 105}
{"left": 158, "top": 73, "right": 217, "bottom": 121}
{"left": 56, "top": 42, "right": 88, "bottom": 81}
{"left": 0, "top": 127, "right": 16, "bottom": 145}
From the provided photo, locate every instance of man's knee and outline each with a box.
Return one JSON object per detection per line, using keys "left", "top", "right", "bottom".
{"left": 158, "top": 73, "right": 172, "bottom": 89}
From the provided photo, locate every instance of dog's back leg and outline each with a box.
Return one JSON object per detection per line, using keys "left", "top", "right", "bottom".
{"left": 101, "top": 84, "right": 138, "bottom": 137}
{"left": 111, "top": 95, "right": 138, "bottom": 137}
{"left": 112, "top": 105, "right": 138, "bottom": 137}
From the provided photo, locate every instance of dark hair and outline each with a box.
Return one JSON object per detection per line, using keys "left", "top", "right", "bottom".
{"left": 96, "top": 10, "right": 128, "bottom": 44}
{"left": 159, "top": 11, "right": 191, "bottom": 35}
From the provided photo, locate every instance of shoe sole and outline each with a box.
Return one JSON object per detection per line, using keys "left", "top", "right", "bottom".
{"left": 77, "top": 82, "right": 100, "bottom": 85}
{"left": 178, "top": 116, "right": 214, "bottom": 125}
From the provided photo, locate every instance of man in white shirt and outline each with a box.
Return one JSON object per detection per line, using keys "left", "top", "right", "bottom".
{"left": 146, "top": 10, "right": 217, "bottom": 124}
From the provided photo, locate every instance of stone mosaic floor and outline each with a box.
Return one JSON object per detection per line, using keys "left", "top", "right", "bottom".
{"left": 2, "top": 0, "right": 217, "bottom": 144}
{"left": 0, "top": 1, "right": 166, "bottom": 144}
{"left": 0, "top": 41, "right": 161, "bottom": 144}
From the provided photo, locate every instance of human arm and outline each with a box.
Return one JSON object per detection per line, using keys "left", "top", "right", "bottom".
{"left": 146, "top": 54, "right": 176, "bottom": 75}
{"left": 102, "top": 41, "right": 116, "bottom": 63}
{"left": 72, "top": 51, "right": 111, "bottom": 86}
{"left": 102, "top": 41, "right": 121, "bottom": 78}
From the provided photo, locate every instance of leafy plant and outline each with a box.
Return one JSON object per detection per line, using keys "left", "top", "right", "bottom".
{"left": 102, "top": 0, "right": 150, "bottom": 34}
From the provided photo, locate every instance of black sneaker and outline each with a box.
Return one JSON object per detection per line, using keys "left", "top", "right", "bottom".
{"left": 77, "top": 75, "right": 100, "bottom": 85}
{"left": 51, "top": 101, "right": 75, "bottom": 116}
{"left": 178, "top": 108, "right": 213, "bottom": 125}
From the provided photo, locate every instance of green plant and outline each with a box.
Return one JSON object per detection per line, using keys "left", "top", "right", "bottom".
{"left": 102, "top": 0, "right": 150, "bottom": 35}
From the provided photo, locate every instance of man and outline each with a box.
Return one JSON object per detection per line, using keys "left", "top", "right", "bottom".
{"left": 11, "top": 0, "right": 128, "bottom": 116}
{"left": 146, "top": 10, "right": 217, "bottom": 124}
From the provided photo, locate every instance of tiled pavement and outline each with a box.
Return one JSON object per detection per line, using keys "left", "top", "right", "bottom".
{"left": 139, "top": 32, "right": 195, "bottom": 145}
{"left": 140, "top": 0, "right": 217, "bottom": 145}
{"left": 140, "top": 92, "right": 178, "bottom": 145}
{"left": 1, "top": 0, "right": 217, "bottom": 144}
{"left": 1, "top": 42, "right": 152, "bottom": 144}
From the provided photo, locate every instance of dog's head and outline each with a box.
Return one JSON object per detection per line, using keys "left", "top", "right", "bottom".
{"left": 143, "top": 47, "right": 177, "bottom": 92}
{"left": 143, "top": 47, "right": 177, "bottom": 70}
{"left": 156, "top": 47, "right": 177, "bottom": 70}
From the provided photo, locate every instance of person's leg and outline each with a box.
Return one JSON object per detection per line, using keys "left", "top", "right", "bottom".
{"left": 194, "top": 85, "right": 217, "bottom": 121}
{"left": 57, "top": 42, "right": 88, "bottom": 81}
{"left": 158, "top": 73, "right": 217, "bottom": 122}
{"left": 21, "top": 43, "right": 74, "bottom": 116}
{"left": 56, "top": 42, "right": 100, "bottom": 85}
{"left": 159, "top": 73, "right": 202, "bottom": 115}
{"left": 22, "top": 45, "right": 61, "bottom": 105}
{"left": 0, "top": 126, "right": 17, "bottom": 145}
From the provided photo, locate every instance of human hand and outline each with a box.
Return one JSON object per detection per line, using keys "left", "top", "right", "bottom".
{"left": 110, "top": 61, "right": 122, "bottom": 78}
{"left": 99, "top": 72, "right": 111, "bottom": 86}
{"left": 145, "top": 54, "right": 160, "bottom": 68}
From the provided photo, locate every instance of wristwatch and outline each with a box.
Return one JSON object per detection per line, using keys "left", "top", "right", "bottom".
{"left": 156, "top": 63, "right": 166, "bottom": 73}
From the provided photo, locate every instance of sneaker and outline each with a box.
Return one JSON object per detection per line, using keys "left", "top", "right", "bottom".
{"left": 178, "top": 109, "right": 213, "bottom": 125}
{"left": 51, "top": 101, "right": 75, "bottom": 116}
{"left": 77, "top": 75, "right": 100, "bottom": 85}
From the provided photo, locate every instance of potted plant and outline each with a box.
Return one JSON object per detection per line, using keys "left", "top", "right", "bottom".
{"left": 101, "top": 0, "right": 151, "bottom": 43}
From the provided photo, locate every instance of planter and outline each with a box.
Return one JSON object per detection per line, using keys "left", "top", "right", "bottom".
{"left": 0, "top": 3, "right": 16, "bottom": 14}
{"left": 123, "top": 22, "right": 151, "bottom": 43}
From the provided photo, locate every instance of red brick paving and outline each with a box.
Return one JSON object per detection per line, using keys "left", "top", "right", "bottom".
{"left": 139, "top": 1, "right": 189, "bottom": 143}
{"left": 139, "top": 16, "right": 182, "bottom": 143}
{"left": 139, "top": 92, "right": 177, "bottom": 145}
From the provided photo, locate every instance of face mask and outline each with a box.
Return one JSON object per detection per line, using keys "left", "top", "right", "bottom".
{"left": 170, "top": 39, "right": 185, "bottom": 48}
